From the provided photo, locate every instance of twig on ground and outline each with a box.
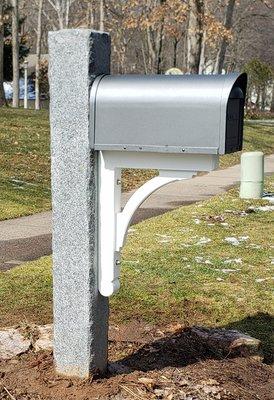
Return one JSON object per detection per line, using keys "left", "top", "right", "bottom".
{"left": 119, "top": 384, "right": 146, "bottom": 400}
{"left": 3, "top": 387, "right": 17, "bottom": 400}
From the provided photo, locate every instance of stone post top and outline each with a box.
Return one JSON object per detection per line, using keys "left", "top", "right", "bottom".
{"left": 48, "top": 29, "right": 111, "bottom": 82}
{"left": 48, "top": 28, "right": 110, "bottom": 38}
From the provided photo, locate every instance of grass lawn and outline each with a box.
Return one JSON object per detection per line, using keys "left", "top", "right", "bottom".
{"left": 0, "top": 108, "right": 51, "bottom": 220}
{"left": 0, "top": 107, "right": 273, "bottom": 221}
{"left": 0, "top": 176, "right": 273, "bottom": 360}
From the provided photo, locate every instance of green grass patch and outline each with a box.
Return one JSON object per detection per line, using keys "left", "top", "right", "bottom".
{"left": 0, "top": 108, "right": 51, "bottom": 220}
{"left": 0, "top": 257, "right": 52, "bottom": 327}
{"left": 0, "top": 108, "right": 273, "bottom": 220}
{"left": 1, "top": 176, "right": 273, "bottom": 360}
{"left": 220, "top": 122, "right": 274, "bottom": 168}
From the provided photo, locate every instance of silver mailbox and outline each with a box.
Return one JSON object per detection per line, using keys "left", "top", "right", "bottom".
{"left": 90, "top": 73, "right": 247, "bottom": 155}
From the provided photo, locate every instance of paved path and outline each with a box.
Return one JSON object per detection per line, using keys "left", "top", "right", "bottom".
{"left": 245, "top": 119, "right": 274, "bottom": 126}
{"left": 1, "top": 154, "right": 274, "bottom": 270}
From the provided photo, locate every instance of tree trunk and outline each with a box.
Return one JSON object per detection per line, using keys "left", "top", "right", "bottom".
{"left": 0, "top": 0, "right": 5, "bottom": 106}
{"left": 261, "top": 85, "right": 267, "bottom": 111}
{"left": 86, "top": 1, "right": 95, "bottom": 28}
{"left": 146, "top": 26, "right": 156, "bottom": 73}
{"left": 35, "top": 0, "right": 43, "bottom": 110}
{"left": 271, "top": 84, "right": 274, "bottom": 113}
{"left": 186, "top": 0, "right": 204, "bottom": 74}
{"left": 214, "top": 0, "right": 236, "bottom": 74}
{"left": 156, "top": 22, "right": 164, "bottom": 74}
{"left": 173, "top": 38, "right": 179, "bottom": 67}
{"left": 54, "top": 0, "right": 64, "bottom": 29}
{"left": 65, "top": 0, "right": 70, "bottom": 28}
{"left": 198, "top": 31, "right": 206, "bottom": 74}
{"left": 256, "top": 88, "right": 260, "bottom": 109}
{"left": 99, "top": 0, "right": 104, "bottom": 31}
{"left": 11, "top": 0, "right": 19, "bottom": 108}
{"left": 141, "top": 40, "right": 148, "bottom": 74}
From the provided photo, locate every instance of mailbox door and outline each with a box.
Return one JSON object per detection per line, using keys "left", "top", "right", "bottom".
{"left": 225, "top": 85, "right": 245, "bottom": 154}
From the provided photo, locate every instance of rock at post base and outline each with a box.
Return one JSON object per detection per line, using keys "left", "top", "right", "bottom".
{"left": 34, "top": 324, "right": 53, "bottom": 352}
{"left": 0, "top": 328, "right": 31, "bottom": 360}
{"left": 190, "top": 326, "right": 262, "bottom": 360}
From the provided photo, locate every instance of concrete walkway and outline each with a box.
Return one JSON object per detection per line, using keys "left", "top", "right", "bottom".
{"left": 1, "top": 154, "right": 274, "bottom": 270}
{"left": 246, "top": 119, "right": 274, "bottom": 126}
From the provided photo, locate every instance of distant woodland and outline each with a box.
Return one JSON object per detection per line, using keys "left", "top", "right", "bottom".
{"left": 1, "top": 0, "right": 273, "bottom": 111}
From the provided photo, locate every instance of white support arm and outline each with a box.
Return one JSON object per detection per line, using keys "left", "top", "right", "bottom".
{"left": 98, "top": 150, "right": 218, "bottom": 297}
{"left": 116, "top": 171, "right": 194, "bottom": 251}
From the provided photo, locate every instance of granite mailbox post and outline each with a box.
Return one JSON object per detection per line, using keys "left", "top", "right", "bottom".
{"left": 49, "top": 29, "right": 247, "bottom": 378}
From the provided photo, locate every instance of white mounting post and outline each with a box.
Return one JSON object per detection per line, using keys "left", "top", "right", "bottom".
{"left": 98, "top": 151, "right": 122, "bottom": 297}
{"left": 23, "top": 61, "right": 28, "bottom": 109}
{"left": 98, "top": 151, "right": 219, "bottom": 297}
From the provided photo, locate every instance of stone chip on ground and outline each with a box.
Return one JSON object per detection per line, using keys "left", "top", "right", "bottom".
{"left": 0, "top": 328, "right": 31, "bottom": 359}
{"left": 34, "top": 324, "right": 53, "bottom": 352}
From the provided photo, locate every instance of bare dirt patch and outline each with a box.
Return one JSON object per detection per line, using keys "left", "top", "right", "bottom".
{"left": 0, "top": 323, "right": 273, "bottom": 400}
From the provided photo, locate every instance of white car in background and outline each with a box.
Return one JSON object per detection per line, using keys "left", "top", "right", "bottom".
{"left": 4, "top": 78, "right": 35, "bottom": 100}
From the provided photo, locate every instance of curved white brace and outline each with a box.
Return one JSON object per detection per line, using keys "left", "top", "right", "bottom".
{"left": 98, "top": 150, "right": 218, "bottom": 297}
{"left": 116, "top": 172, "right": 194, "bottom": 251}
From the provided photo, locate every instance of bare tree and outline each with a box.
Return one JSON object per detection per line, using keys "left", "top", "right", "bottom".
{"left": 214, "top": 0, "right": 236, "bottom": 73}
{"left": 86, "top": 0, "right": 95, "bottom": 28}
{"left": 35, "top": 0, "right": 43, "bottom": 110}
{"left": 0, "top": 0, "right": 5, "bottom": 106}
{"left": 11, "top": 0, "right": 19, "bottom": 108}
{"left": 46, "top": 0, "right": 76, "bottom": 29}
{"left": 18, "top": 0, "right": 274, "bottom": 78}
{"left": 186, "top": 0, "right": 204, "bottom": 74}
{"left": 99, "top": 0, "right": 104, "bottom": 31}
{"left": 271, "top": 85, "right": 274, "bottom": 112}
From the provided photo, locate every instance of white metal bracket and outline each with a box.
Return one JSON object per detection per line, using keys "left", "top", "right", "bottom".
{"left": 98, "top": 150, "right": 219, "bottom": 297}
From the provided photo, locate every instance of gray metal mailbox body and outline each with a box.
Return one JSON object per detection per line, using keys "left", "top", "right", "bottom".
{"left": 90, "top": 73, "right": 247, "bottom": 155}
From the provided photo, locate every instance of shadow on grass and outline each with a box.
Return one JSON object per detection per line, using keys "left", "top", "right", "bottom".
{"left": 108, "top": 312, "right": 273, "bottom": 377}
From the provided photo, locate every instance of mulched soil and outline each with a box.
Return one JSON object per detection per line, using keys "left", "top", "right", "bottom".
{"left": 0, "top": 322, "right": 273, "bottom": 400}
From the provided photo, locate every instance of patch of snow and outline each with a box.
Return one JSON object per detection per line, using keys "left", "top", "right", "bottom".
{"left": 126, "top": 260, "right": 140, "bottom": 265}
{"left": 156, "top": 234, "right": 172, "bottom": 239}
{"left": 196, "top": 237, "right": 211, "bottom": 245}
{"left": 220, "top": 268, "right": 241, "bottom": 273}
{"left": 224, "top": 236, "right": 249, "bottom": 246}
{"left": 238, "top": 236, "right": 249, "bottom": 241}
{"left": 262, "top": 196, "right": 274, "bottom": 204}
{"left": 224, "top": 237, "right": 240, "bottom": 246}
{"left": 195, "top": 256, "right": 212, "bottom": 265}
{"left": 224, "top": 258, "right": 242, "bottom": 264}
{"left": 248, "top": 244, "right": 261, "bottom": 249}
{"left": 248, "top": 205, "right": 274, "bottom": 212}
